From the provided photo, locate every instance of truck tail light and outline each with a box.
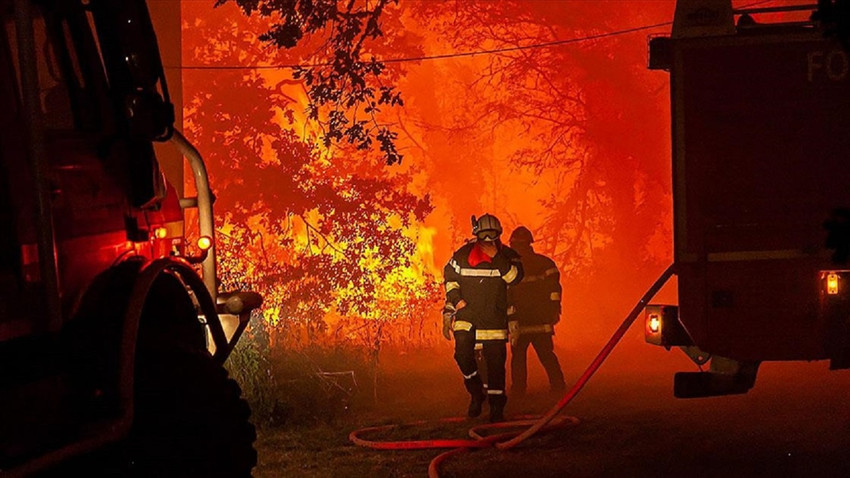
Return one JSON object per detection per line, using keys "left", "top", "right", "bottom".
{"left": 827, "top": 272, "right": 839, "bottom": 295}
{"left": 645, "top": 305, "right": 692, "bottom": 347}
{"left": 648, "top": 314, "right": 661, "bottom": 333}
{"left": 820, "top": 270, "right": 850, "bottom": 297}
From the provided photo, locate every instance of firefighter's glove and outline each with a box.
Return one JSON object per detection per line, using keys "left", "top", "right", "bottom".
{"left": 508, "top": 321, "right": 520, "bottom": 347}
{"left": 442, "top": 311, "right": 454, "bottom": 341}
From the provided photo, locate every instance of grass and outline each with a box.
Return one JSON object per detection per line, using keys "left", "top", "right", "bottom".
{"left": 240, "top": 336, "right": 850, "bottom": 478}
{"left": 246, "top": 343, "right": 587, "bottom": 478}
{"left": 244, "top": 344, "right": 500, "bottom": 477}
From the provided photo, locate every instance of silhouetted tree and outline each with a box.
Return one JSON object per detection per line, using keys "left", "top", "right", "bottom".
{"left": 217, "top": 0, "right": 409, "bottom": 164}
{"left": 409, "top": 0, "right": 672, "bottom": 278}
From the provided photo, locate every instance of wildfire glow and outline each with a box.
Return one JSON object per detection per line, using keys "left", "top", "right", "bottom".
{"left": 182, "top": 0, "right": 680, "bottom": 352}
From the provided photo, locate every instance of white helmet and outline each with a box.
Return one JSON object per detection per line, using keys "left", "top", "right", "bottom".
{"left": 472, "top": 214, "right": 502, "bottom": 242}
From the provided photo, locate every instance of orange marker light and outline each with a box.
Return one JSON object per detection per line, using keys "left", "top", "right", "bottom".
{"left": 648, "top": 314, "right": 661, "bottom": 333}
{"left": 827, "top": 272, "right": 839, "bottom": 295}
{"left": 197, "top": 236, "right": 212, "bottom": 251}
{"left": 153, "top": 226, "right": 167, "bottom": 239}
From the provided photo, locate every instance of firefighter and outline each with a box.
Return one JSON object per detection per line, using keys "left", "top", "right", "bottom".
{"left": 507, "top": 226, "right": 566, "bottom": 395}
{"left": 442, "top": 214, "right": 523, "bottom": 422}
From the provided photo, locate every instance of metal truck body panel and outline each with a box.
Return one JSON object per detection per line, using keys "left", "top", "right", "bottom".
{"left": 1, "top": 0, "right": 259, "bottom": 472}
{"left": 669, "top": 31, "right": 850, "bottom": 361}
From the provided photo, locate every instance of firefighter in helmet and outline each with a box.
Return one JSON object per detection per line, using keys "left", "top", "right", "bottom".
{"left": 442, "top": 214, "right": 523, "bottom": 422}
{"left": 507, "top": 226, "right": 566, "bottom": 395}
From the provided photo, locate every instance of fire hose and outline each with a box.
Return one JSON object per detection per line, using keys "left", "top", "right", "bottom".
{"left": 350, "top": 264, "right": 676, "bottom": 477}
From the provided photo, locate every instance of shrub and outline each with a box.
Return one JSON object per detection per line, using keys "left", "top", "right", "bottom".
{"left": 227, "top": 317, "right": 376, "bottom": 427}
{"left": 225, "top": 312, "right": 278, "bottom": 426}
{"left": 268, "top": 345, "right": 372, "bottom": 426}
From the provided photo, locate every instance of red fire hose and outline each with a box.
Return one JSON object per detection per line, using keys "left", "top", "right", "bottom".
{"left": 350, "top": 264, "right": 676, "bottom": 477}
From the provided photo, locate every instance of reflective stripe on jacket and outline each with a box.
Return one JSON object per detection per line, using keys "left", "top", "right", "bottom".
{"left": 443, "top": 241, "right": 524, "bottom": 331}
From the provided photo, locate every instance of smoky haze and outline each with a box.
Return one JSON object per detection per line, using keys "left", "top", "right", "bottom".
{"left": 180, "top": 0, "right": 686, "bottom": 352}
{"left": 176, "top": 1, "right": 850, "bottom": 475}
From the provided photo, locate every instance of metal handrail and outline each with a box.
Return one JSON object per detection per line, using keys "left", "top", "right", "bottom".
{"left": 170, "top": 130, "right": 217, "bottom": 301}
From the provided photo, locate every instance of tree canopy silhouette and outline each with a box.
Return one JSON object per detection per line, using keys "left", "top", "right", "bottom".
{"left": 217, "top": 0, "right": 406, "bottom": 165}
{"left": 407, "top": 0, "right": 672, "bottom": 277}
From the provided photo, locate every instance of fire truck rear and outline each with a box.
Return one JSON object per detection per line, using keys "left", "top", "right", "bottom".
{"left": 1, "top": 0, "right": 260, "bottom": 474}
{"left": 645, "top": 0, "right": 850, "bottom": 398}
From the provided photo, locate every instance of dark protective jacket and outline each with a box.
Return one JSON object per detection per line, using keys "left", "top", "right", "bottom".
{"left": 507, "top": 248, "right": 561, "bottom": 334}
{"left": 443, "top": 241, "right": 524, "bottom": 339}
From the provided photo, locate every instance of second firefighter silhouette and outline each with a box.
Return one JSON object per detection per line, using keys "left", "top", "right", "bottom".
{"left": 507, "top": 226, "right": 566, "bottom": 394}
{"left": 442, "top": 214, "right": 523, "bottom": 422}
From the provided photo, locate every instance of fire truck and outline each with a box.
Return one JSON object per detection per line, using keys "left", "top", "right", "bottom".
{"left": 1, "top": 0, "right": 260, "bottom": 474}
{"left": 645, "top": 0, "right": 850, "bottom": 398}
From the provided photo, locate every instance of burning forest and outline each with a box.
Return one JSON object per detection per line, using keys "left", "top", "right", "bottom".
{"left": 181, "top": 0, "right": 675, "bottom": 357}
{"left": 175, "top": 0, "right": 850, "bottom": 476}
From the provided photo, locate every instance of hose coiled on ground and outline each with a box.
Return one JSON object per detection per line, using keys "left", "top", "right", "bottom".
{"left": 350, "top": 264, "right": 676, "bottom": 477}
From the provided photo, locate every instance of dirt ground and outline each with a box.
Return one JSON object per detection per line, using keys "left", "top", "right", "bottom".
{"left": 253, "top": 332, "right": 850, "bottom": 478}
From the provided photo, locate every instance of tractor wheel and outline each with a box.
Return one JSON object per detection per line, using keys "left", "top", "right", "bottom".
{"left": 129, "top": 343, "right": 257, "bottom": 477}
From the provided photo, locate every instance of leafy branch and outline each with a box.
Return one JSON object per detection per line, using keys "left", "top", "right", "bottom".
{"left": 218, "top": 0, "right": 404, "bottom": 164}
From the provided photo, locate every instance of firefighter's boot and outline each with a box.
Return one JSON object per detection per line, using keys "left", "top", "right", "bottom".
{"left": 488, "top": 394, "right": 507, "bottom": 423}
{"left": 464, "top": 376, "right": 486, "bottom": 418}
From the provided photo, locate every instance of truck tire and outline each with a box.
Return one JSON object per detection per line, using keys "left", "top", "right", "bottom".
{"left": 130, "top": 343, "right": 257, "bottom": 477}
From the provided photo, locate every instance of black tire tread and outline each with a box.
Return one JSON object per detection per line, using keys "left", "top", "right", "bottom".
{"left": 131, "top": 343, "right": 257, "bottom": 477}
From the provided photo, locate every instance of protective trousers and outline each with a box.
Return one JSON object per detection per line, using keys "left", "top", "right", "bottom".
{"left": 454, "top": 330, "right": 507, "bottom": 414}
{"left": 510, "top": 333, "right": 565, "bottom": 393}
{"left": 474, "top": 343, "right": 488, "bottom": 389}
